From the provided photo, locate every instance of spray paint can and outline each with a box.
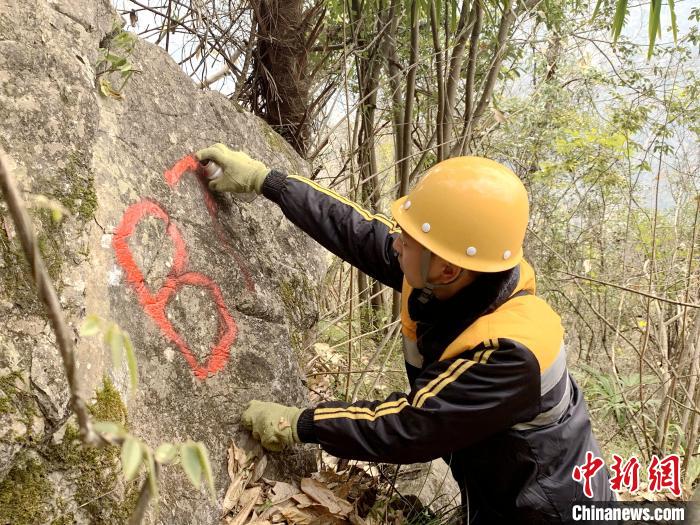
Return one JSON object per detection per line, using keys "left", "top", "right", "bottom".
{"left": 199, "top": 160, "right": 257, "bottom": 202}
{"left": 200, "top": 159, "right": 223, "bottom": 181}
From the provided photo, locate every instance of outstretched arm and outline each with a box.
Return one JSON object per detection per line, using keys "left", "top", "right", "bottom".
{"left": 262, "top": 171, "right": 403, "bottom": 292}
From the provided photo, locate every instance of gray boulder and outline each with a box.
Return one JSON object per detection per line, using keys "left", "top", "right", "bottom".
{"left": 0, "top": 0, "right": 323, "bottom": 522}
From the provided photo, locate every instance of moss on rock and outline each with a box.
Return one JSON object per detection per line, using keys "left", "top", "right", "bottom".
{"left": 0, "top": 451, "right": 53, "bottom": 525}
{"left": 279, "top": 273, "right": 318, "bottom": 359}
{"left": 0, "top": 371, "right": 39, "bottom": 442}
{"left": 262, "top": 125, "right": 302, "bottom": 178}
{"left": 1, "top": 377, "right": 139, "bottom": 524}
{"left": 45, "top": 377, "right": 139, "bottom": 524}
{"left": 57, "top": 152, "right": 97, "bottom": 222}
{"left": 0, "top": 208, "right": 65, "bottom": 316}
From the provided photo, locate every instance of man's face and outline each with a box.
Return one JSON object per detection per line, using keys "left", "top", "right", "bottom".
{"left": 393, "top": 231, "right": 450, "bottom": 289}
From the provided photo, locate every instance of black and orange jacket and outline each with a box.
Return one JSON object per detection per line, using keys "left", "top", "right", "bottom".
{"left": 262, "top": 171, "right": 614, "bottom": 523}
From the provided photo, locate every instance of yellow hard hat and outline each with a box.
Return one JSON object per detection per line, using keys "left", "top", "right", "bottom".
{"left": 390, "top": 156, "right": 529, "bottom": 273}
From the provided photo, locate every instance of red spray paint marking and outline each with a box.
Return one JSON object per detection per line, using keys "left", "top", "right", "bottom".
{"left": 164, "top": 154, "right": 255, "bottom": 292}
{"left": 113, "top": 199, "right": 237, "bottom": 379}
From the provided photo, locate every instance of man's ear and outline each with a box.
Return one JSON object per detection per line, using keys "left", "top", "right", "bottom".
{"left": 440, "top": 262, "right": 462, "bottom": 282}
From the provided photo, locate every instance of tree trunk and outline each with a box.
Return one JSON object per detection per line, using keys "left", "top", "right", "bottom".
{"left": 250, "top": 0, "right": 314, "bottom": 155}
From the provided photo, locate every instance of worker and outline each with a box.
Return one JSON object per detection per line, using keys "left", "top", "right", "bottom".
{"left": 196, "top": 144, "right": 614, "bottom": 524}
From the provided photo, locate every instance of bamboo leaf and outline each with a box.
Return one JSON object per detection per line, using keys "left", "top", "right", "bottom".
{"left": 195, "top": 442, "right": 216, "bottom": 503}
{"left": 611, "top": 0, "right": 627, "bottom": 43}
{"left": 121, "top": 436, "right": 143, "bottom": 482}
{"left": 79, "top": 314, "right": 102, "bottom": 337}
{"left": 668, "top": 0, "right": 677, "bottom": 43}
{"left": 181, "top": 441, "right": 202, "bottom": 488}
{"left": 123, "top": 332, "right": 139, "bottom": 393}
{"left": 647, "top": 0, "right": 662, "bottom": 58}
{"left": 154, "top": 443, "right": 178, "bottom": 464}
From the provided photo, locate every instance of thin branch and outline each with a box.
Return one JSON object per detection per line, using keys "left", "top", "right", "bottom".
{"left": 0, "top": 149, "right": 98, "bottom": 446}
{"left": 558, "top": 271, "right": 700, "bottom": 309}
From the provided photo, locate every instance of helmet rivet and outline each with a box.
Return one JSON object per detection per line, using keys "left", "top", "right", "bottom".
{"left": 466, "top": 246, "right": 477, "bottom": 256}
{"left": 421, "top": 223, "right": 431, "bottom": 233}
{"left": 404, "top": 200, "right": 411, "bottom": 210}
{"left": 503, "top": 250, "right": 512, "bottom": 260}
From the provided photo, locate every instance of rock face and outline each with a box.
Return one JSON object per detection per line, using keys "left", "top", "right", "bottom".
{"left": 0, "top": 0, "right": 323, "bottom": 522}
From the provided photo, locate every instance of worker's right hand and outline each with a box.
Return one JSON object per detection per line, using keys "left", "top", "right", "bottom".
{"left": 195, "top": 143, "right": 270, "bottom": 194}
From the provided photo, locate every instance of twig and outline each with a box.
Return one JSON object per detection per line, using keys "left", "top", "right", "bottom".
{"left": 0, "top": 149, "right": 98, "bottom": 446}
{"left": 306, "top": 369, "right": 404, "bottom": 377}
{"left": 352, "top": 322, "right": 401, "bottom": 401}
{"left": 0, "top": 149, "right": 155, "bottom": 523}
{"left": 557, "top": 271, "right": 700, "bottom": 309}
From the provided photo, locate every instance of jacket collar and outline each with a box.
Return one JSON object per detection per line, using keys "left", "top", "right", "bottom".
{"left": 408, "top": 264, "right": 520, "bottom": 325}
{"left": 406, "top": 264, "right": 521, "bottom": 365}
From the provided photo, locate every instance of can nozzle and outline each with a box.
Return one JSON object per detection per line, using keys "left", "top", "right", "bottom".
{"left": 198, "top": 159, "right": 257, "bottom": 203}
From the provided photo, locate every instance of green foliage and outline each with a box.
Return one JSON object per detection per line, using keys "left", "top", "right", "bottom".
{"left": 44, "top": 377, "right": 139, "bottom": 524}
{"left": 154, "top": 443, "right": 178, "bottom": 463}
{"left": 80, "top": 315, "right": 139, "bottom": 395}
{"left": 181, "top": 440, "right": 202, "bottom": 487}
{"left": 78, "top": 315, "right": 216, "bottom": 511}
{"left": 592, "top": 0, "right": 678, "bottom": 57}
{"left": 96, "top": 22, "right": 138, "bottom": 99}
{"left": 534, "top": 107, "right": 630, "bottom": 191}
{"left": 579, "top": 363, "right": 659, "bottom": 427}
{"left": 121, "top": 436, "right": 143, "bottom": 481}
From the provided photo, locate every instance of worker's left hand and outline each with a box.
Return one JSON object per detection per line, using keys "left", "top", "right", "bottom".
{"left": 241, "top": 400, "right": 302, "bottom": 452}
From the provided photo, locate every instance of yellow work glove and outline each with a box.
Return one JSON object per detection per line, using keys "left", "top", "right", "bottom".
{"left": 241, "top": 400, "right": 302, "bottom": 452}
{"left": 195, "top": 143, "right": 270, "bottom": 194}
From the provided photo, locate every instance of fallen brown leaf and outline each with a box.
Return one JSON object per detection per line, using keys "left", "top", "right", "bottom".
{"left": 250, "top": 455, "right": 268, "bottom": 485}
{"left": 301, "top": 477, "right": 342, "bottom": 515}
{"left": 222, "top": 472, "right": 249, "bottom": 515}
{"left": 228, "top": 440, "right": 243, "bottom": 481}
{"left": 238, "top": 432, "right": 265, "bottom": 461}
{"left": 279, "top": 504, "right": 325, "bottom": 524}
{"left": 335, "top": 498, "right": 353, "bottom": 516}
{"left": 292, "top": 493, "right": 316, "bottom": 508}
{"left": 348, "top": 512, "right": 368, "bottom": 525}
{"left": 239, "top": 487, "right": 262, "bottom": 511}
{"left": 258, "top": 500, "right": 296, "bottom": 522}
{"left": 270, "top": 481, "right": 301, "bottom": 504}
{"left": 224, "top": 486, "right": 260, "bottom": 525}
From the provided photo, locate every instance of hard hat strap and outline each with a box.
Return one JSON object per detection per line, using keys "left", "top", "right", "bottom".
{"left": 417, "top": 248, "right": 464, "bottom": 303}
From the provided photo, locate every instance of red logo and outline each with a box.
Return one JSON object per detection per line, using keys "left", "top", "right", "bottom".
{"left": 572, "top": 451, "right": 605, "bottom": 498}
{"left": 609, "top": 454, "right": 641, "bottom": 494}
{"left": 648, "top": 454, "right": 681, "bottom": 498}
